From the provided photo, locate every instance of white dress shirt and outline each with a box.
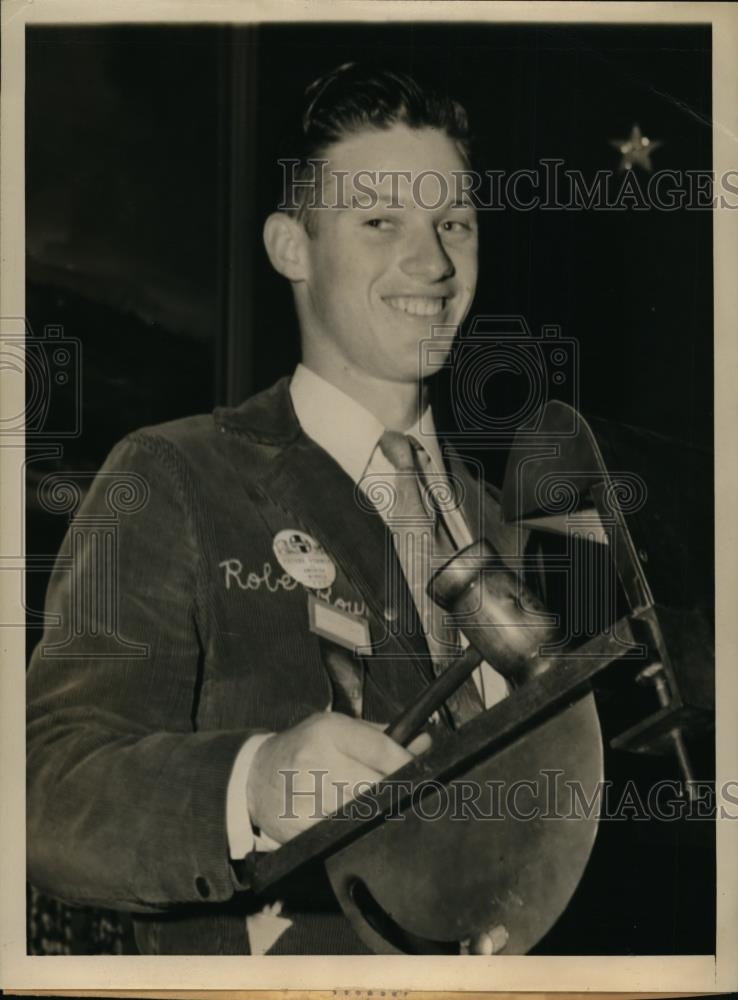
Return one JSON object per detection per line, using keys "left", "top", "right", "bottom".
{"left": 226, "top": 364, "right": 508, "bottom": 862}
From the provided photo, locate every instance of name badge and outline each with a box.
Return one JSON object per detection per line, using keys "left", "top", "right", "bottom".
{"left": 307, "top": 593, "right": 372, "bottom": 655}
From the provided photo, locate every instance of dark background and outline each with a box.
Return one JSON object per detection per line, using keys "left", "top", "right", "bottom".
{"left": 25, "top": 21, "right": 714, "bottom": 956}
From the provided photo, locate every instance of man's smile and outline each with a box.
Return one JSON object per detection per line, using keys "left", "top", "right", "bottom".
{"left": 382, "top": 295, "right": 449, "bottom": 317}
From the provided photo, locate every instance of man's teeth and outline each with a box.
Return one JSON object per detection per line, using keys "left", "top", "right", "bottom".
{"left": 385, "top": 296, "right": 446, "bottom": 317}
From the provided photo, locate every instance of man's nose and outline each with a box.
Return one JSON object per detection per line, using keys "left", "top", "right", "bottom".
{"left": 399, "top": 229, "right": 454, "bottom": 283}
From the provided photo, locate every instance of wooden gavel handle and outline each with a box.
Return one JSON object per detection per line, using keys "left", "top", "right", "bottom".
{"left": 387, "top": 646, "right": 483, "bottom": 746}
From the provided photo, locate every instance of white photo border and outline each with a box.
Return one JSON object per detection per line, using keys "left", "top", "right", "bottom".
{"left": 2, "top": 0, "right": 736, "bottom": 992}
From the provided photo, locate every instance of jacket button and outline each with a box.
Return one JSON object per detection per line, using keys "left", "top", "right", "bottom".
{"left": 195, "top": 876, "right": 211, "bottom": 899}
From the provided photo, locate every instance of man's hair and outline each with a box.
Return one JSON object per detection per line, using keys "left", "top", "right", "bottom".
{"left": 280, "top": 62, "right": 472, "bottom": 235}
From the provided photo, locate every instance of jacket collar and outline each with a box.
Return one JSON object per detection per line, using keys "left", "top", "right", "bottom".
{"left": 214, "top": 376, "right": 523, "bottom": 563}
{"left": 213, "top": 377, "right": 301, "bottom": 446}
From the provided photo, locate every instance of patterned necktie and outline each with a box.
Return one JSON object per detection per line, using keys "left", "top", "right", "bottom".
{"left": 378, "top": 430, "right": 483, "bottom": 727}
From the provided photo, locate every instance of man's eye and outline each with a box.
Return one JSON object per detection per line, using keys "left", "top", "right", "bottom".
{"left": 364, "top": 218, "right": 394, "bottom": 231}
{"left": 439, "top": 220, "right": 471, "bottom": 234}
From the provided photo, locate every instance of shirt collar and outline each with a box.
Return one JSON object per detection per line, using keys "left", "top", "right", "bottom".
{"left": 289, "top": 363, "right": 447, "bottom": 484}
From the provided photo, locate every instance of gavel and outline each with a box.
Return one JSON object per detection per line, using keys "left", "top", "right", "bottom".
{"left": 246, "top": 534, "right": 612, "bottom": 953}
{"left": 388, "top": 537, "right": 557, "bottom": 745}
{"left": 246, "top": 401, "right": 709, "bottom": 954}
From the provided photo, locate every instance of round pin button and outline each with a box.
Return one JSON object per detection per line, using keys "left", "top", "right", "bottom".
{"left": 272, "top": 529, "right": 336, "bottom": 590}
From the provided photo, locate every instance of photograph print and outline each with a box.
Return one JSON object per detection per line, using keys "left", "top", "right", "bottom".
{"left": 15, "top": 8, "right": 723, "bottom": 969}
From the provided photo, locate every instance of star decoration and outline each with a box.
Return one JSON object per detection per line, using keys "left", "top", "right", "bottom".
{"left": 610, "top": 124, "right": 662, "bottom": 172}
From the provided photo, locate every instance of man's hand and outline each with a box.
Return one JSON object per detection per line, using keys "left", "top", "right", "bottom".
{"left": 247, "top": 712, "right": 431, "bottom": 845}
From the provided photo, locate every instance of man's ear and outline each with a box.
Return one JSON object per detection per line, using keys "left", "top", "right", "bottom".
{"left": 263, "top": 212, "right": 309, "bottom": 282}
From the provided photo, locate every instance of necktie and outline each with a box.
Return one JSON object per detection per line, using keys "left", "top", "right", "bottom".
{"left": 378, "top": 430, "right": 483, "bottom": 727}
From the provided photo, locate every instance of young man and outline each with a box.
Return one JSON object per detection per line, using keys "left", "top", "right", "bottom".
{"left": 26, "top": 64, "right": 521, "bottom": 955}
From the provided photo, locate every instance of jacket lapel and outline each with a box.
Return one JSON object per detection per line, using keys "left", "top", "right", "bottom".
{"left": 215, "top": 379, "right": 434, "bottom": 686}
{"left": 259, "top": 433, "right": 434, "bottom": 677}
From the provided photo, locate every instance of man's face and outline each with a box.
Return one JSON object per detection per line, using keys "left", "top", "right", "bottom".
{"left": 297, "top": 123, "right": 478, "bottom": 385}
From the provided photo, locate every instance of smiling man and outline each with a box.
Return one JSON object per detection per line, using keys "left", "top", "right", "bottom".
{"left": 26, "top": 63, "right": 517, "bottom": 956}
{"left": 269, "top": 117, "right": 478, "bottom": 420}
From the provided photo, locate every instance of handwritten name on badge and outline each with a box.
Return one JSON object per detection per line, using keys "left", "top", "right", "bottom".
{"left": 218, "top": 558, "right": 367, "bottom": 616}
{"left": 317, "top": 592, "right": 367, "bottom": 618}
{"left": 219, "top": 559, "right": 298, "bottom": 593}
{"left": 221, "top": 531, "right": 367, "bottom": 618}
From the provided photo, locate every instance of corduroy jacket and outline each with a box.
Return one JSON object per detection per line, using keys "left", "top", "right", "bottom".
{"left": 26, "top": 376, "right": 525, "bottom": 955}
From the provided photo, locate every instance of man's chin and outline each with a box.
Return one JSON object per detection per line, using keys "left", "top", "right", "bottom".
{"left": 418, "top": 357, "right": 451, "bottom": 383}
{"left": 417, "top": 333, "right": 456, "bottom": 381}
